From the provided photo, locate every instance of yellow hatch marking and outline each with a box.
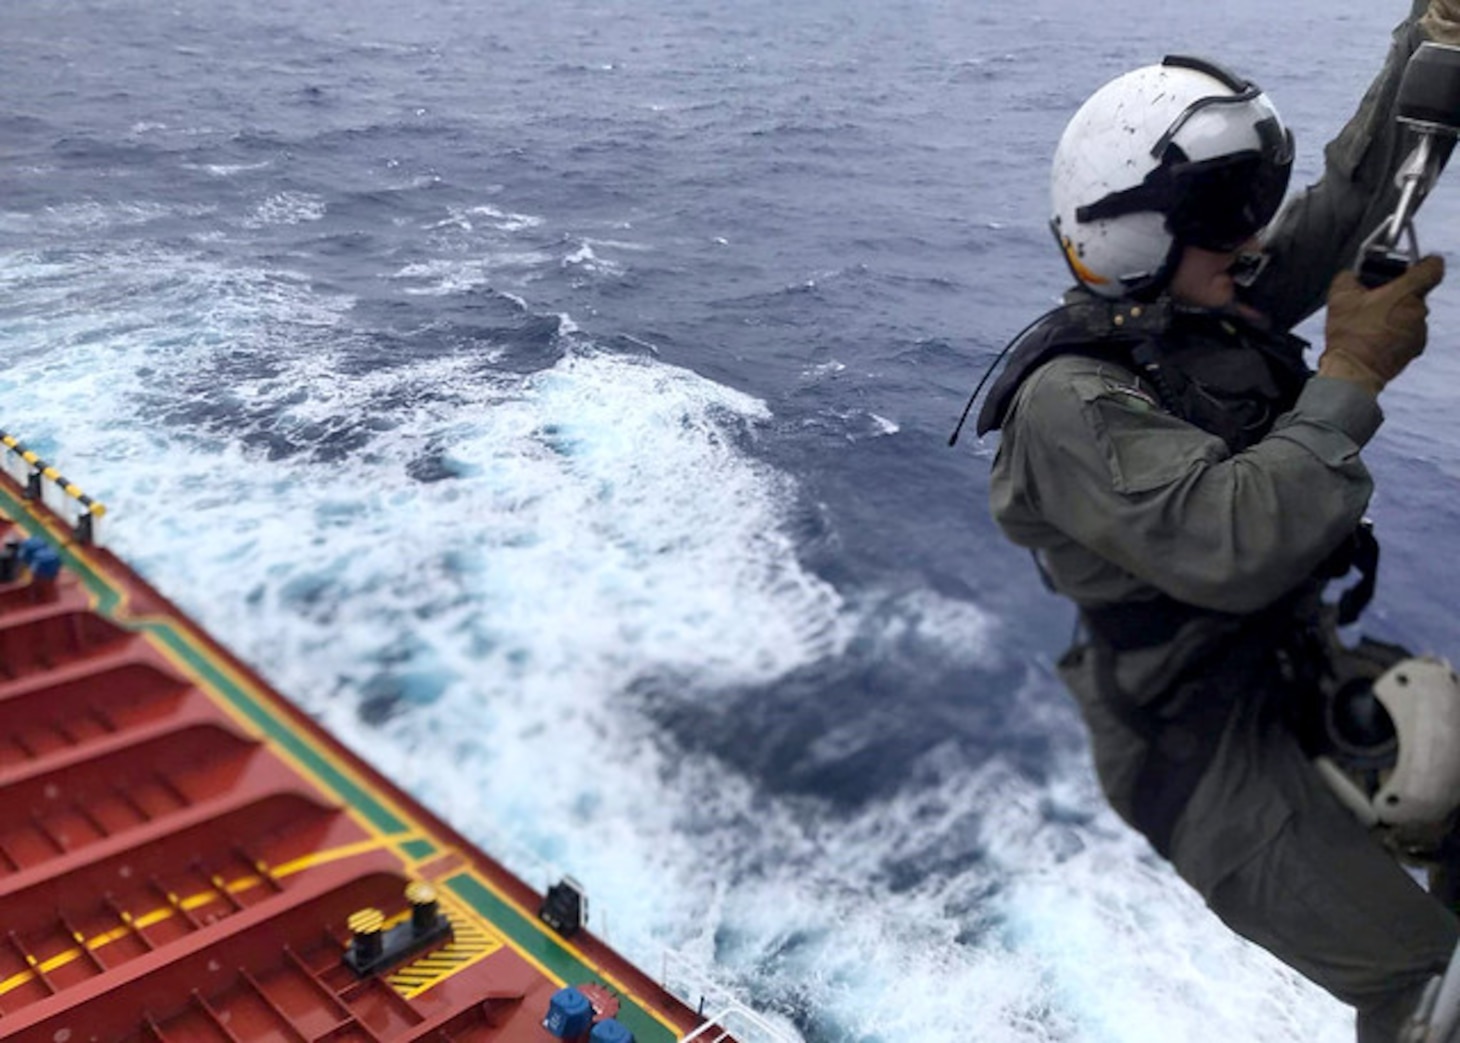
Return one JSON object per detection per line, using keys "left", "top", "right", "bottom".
{"left": 0, "top": 834, "right": 414, "bottom": 999}
{"left": 0, "top": 481, "right": 687, "bottom": 1041}
{"left": 386, "top": 895, "right": 504, "bottom": 1001}
{"left": 441, "top": 866, "right": 685, "bottom": 1040}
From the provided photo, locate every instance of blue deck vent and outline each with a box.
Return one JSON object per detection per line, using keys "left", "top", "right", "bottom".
{"left": 589, "top": 1018, "right": 635, "bottom": 1043}
{"left": 18, "top": 538, "right": 60, "bottom": 580}
{"left": 543, "top": 987, "right": 593, "bottom": 1039}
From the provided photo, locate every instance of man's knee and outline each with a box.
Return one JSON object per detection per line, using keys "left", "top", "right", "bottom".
{"left": 1197, "top": 787, "right": 1457, "bottom": 1039}
{"left": 1362, "top": 974, "right": 1438, "bottom": 1043}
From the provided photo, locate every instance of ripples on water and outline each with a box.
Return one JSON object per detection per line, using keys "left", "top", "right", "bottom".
{"left": 4, "top": 2, "right": 1456, "bottom": 1040}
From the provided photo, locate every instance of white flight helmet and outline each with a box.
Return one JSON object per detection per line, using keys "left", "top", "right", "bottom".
{"left": 1315, "top": 653, "right": 1460, "bottom": 834}
{"left": 1050, "top": 55, "right": 1295, "bottom": 299}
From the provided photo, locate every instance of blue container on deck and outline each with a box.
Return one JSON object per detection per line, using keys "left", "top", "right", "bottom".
{"left": 589, "top": 1018, "right": 635, "bottom": 1043}
{"left": 30, "top": 548, "right": 60, "bottom": 580}
{"left": 543, "top": 987, "right": 593, "bottom": 1039}
{"left": 18, "top": 538, "right": 60, "bottom": 580}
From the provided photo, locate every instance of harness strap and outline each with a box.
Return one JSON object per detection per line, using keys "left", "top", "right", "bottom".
{"left": 1086, "top": 623, "right": 1276, "bottom": 857}
{"left": 1081, "top": 593, "right": 1233, "bottom": 652}
{"left": 1336, "top": 522, "right": 1381, "bottom": 626}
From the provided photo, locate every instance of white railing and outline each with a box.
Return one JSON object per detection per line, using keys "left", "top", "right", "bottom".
{"left": 660, "top": 951, "right": 803, "bottom": 1043}
{"left": 674, "top": 1001, "right": 802, "bottom": 1043}
{"left": 479, "top": 836, "right": 803, "bottom": 1043}
{"left": 671, "top": 999, "right": 800, "bottom": 1040}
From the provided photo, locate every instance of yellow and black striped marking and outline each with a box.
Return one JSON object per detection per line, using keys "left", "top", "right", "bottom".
{"left": 348, "top": 908, "right": 386, "bottom": 935}
{"left": 0, "top": 430, "right": 106, "bottom": 540}
{"left": 386, "top": 905, "right": 504, "bottom": 1000}
{"left": 0, "top": 452, "right": 689, "bottom": 1043}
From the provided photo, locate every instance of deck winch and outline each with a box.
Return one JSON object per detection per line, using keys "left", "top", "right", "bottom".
{"left": 0, "top": 442, "right": 753, "bottom": 1043}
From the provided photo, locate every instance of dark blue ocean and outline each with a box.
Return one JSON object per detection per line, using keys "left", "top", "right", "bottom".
{"left": 6, "top": 1, "right": 1460, "bottom": 1039}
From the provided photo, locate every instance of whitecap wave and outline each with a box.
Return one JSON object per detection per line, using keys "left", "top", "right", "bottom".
{"left": 242, "top": 191, "right": 327, "bottom": 227}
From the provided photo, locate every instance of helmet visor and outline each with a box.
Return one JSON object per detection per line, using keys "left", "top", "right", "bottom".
{"left": 1073, "top": 98, "right": 1294, "bottom": 253}
{"left": 1165, "top": 120, "right": 1293, "bottom": 251}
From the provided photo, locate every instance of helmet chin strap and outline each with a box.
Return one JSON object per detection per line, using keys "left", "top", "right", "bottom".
{"left": 1127, "top": 238, "right": 1186, "bottom": 302}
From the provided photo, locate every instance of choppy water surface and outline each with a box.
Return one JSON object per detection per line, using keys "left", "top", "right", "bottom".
{"left": 5, "top": 2, "right": 1460, "bottom": 1039}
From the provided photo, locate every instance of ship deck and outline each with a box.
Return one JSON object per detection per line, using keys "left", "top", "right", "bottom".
{"left": 0, "top": 455, "right": 727, "bottom": 1043}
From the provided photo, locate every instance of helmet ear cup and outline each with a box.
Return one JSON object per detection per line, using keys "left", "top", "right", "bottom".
{"left": 1372, "top": 657, "right": 1460, "bottom": 827}
{"left": 1308, "top": 635, "right": 1404, "bottom": 777}
{"left": 1315, "top": 650, "right": 1460, "bottom": 835}
{"left": 1322, "top": 676, "right": 1398, "bottom": 770}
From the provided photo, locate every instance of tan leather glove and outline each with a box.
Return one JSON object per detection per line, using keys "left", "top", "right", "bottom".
{"left": 1423, "top": 0, "right": 1460, "bottom": 44}
{"left": 1320, "top": 254, "right": 1445, "bottom": 395}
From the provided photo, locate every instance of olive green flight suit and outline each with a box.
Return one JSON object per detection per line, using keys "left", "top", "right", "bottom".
{"left": 987, "top": 4, "right": 1458, "bottom": 1040}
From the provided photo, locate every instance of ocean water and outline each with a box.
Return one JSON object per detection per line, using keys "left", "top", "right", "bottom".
{"left": 5, "top": 1, "right": 1460, "bottom": 1040}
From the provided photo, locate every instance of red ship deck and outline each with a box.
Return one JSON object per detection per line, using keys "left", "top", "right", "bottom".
{"left": 0, "top": 450, "right": 740, "bottom": 1043}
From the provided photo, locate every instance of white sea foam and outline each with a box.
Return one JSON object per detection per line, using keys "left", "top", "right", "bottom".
{"left": 11, "top": 200, "right": 217, "bottom": 233}
{"left": 466, "top": 204, "right": 544, "bottom": 232}
{"left": 0, "top": 219, "right": 1354, "bottom": 1043}
{"left": 803, "top": 360, "right": 846, "bottom": 378}
{"left": 242, "top": 191, "right": 327, "bottom": 227}
{"left": 562, "top": 240, "right": 624, "bottom": 276}
{"left": 390, "top": 254, "right": 554, "bottom": 295}
{"left": 187, "top": 160, "right": 274, "bottom": 177}
{"left": 0, "top": 240, "right": 853, "bottom": 741}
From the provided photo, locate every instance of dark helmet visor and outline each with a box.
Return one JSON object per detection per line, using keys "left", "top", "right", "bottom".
{"left": 1164, "top": 119, "right": 1294, "bottom": 251}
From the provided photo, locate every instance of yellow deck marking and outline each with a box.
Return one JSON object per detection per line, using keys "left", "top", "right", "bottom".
{"left": 0, "top": 835, "right": 423, "bottom": 1000}
{"left": 142, "top": 631, "right": 434, "bottom": 857}
{"left": 0, "top": 483, "right": 427, "bottom": 857}
{"left": 84, "top": 926, "right": 131, "bottom": 950}
{"left": 386, "top": 894, "right": 504, "bottom": 1001}
{"left": 270, "top": 836, "right": 410, "bottom": 878}
{"left": 0, "top": 480, "right": 686, "bottom": 1039}
{"left": 38, "top": 948, "right": 82, "bottom": 976}
{"left": 132, "top": 908, "right": 174, "bottom": 931}
{"left": 445, "top": 865, "right": 686, "bottom": 1039}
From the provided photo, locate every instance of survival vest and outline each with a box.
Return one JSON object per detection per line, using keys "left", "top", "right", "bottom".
{"left": 975, "top": 292, "right": 1311, "bottom": 450}
{"left": 975, "top": 291, "right": 1380, "bottom": 857}
{"left": 975, "top": 290, "right": 1377, "bottom": 647}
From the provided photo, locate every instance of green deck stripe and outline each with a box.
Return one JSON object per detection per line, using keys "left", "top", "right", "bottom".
{"left": 0, "top": 481, "right": 415, "bottom": 841}
{"left": 0, "top": 480, "right": 683, "bottom": 1043}
{"left": 445, "top": 873, "right": 677, "bottom": 1043}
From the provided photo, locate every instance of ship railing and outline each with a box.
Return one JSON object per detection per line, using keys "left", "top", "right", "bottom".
{"left": 0, "top": 430, "right": 106, "bottom": 544}
{"left": 481, "top": 833, "right": 802, "bottom": 1043}
{"left": 675, "top": 1001, "right": 801, "bottom": 1043}
{"left": 660, "top": 951, "right": 803, "bottom": 1043}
